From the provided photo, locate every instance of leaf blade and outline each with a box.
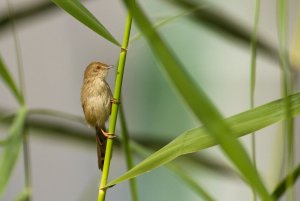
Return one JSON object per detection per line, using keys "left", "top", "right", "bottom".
{"left": 0, "top": 106, "right": 28, "bottom": 197}
{"left": 0, "top": 56, "right": 23, "bottom": 104}
{"left": 121, "top": 0, "right": 272, "bottom": 200}
{"left": 109, "top": 90, "right": 300, "bottom": 195}
{"left": 271, "top": 163, "right": 300, "bottom": 199}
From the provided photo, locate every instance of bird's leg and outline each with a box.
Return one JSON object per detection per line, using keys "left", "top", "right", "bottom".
{"left": 100, "top": 128, "right": 116, "bottom": 139}
{"left": 103, "top": 98, "right": 120, "bottom": 138}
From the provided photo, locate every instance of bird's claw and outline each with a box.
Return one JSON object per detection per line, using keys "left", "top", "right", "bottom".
{"left": 111, "top": 98, "right": 120, "bottom": 105}
{"left": 100, "top": 128, "right": 116, "bottom": 139}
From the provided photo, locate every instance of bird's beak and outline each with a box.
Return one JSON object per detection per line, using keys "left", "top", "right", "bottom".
{"left": 107, "top": 65, "right": 114, "bottom": 69}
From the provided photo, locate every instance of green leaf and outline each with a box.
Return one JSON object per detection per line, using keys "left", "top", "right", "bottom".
{"left": 120, "top": 0, "right": 272, "bottom": 200}
{"left": 109, "top": 90, "right": 299, "bottom": 195}
{"left": 271, "top": 163, "right": 300, "bottom": 199}
{"left": 29, "top": 108, "right": 85, "bottom": 124}
{"left": 117, "top": 90, "right": 300, "bottom": 179}
{"left": 51, "top": 0, "right": 120, "bottom": 46}
{"left": 0, "top": 106, "right": 28, "bottom": 197}
{"left": 0, "top": 56, "right": 24, "bottom": 105}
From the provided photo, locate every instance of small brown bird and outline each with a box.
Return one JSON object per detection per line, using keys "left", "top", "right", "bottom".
{"left": 81, "top": 61, "right": 114, "bottom": 170}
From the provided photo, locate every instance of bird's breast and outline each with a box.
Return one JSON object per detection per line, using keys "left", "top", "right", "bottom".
{"left": 81, "top": 78, "right": 112, "bottom": 128}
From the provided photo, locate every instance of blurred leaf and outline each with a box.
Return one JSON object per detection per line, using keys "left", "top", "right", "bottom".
{"left": 14, "top": 187, "right": 31, "bottom": 201}
{"left": 108, "top": 90, "right": 300, "bottom": 191}
{"left": 0, "top": 106, "right": 27, "bottom": 197}
{"left": 29, "top": 108, "right": 85, "bottom": 124}
{"left": 277, "top": 1, "right": 295, "bottom": 199}
{"left": 0, "top": 109, "right": 236, "bottom": 180}
{"left": 272, "top": 163, "right": 300, "bottom": 199}
{"left": 2, "top": 108, "right": 231, "bottom": 177}
{"left": 0, "top": 2, "right": 53, "bottom": 31}
{"left": 169, "top": 0, "right": 278, "bottom": 60}
{"left": 0, "top": 109, "right": 93, "bottom": 143}
{"left": 119, "top": 106, "right": 138, "bottom": 201}
{"left": 120, "top": 0, "right": 272, "bottom": 200}
{"left": 0, "top": 56, "right": 24, "bottom": 104}
{"left": 51, "top": 0, "right": 120, "bottom": 46}
{"left": 0, "top": 0, "right": 280, "bottom": 63}
{"left": 0, "top": 139, "right": 8, "bottom": 146}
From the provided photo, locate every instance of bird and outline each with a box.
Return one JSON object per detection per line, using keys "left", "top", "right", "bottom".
{"left": 80, "top": 61, "right": 114, "bottom": 170}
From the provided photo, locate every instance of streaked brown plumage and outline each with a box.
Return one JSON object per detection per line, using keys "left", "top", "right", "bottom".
{"left": 80, "top": 61, "right": 113, "bottom": 170}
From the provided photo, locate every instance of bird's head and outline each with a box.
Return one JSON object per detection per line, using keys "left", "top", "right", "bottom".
{"left": 84, "top": 61, "right": 113, "bottom": 80}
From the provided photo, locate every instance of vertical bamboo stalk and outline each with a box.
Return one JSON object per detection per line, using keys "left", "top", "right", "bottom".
{"left": 249, "top": 0, "right": 260, "bottom": 200}
{"left": 97, "top": 8, "right": 133, "bottom": 201}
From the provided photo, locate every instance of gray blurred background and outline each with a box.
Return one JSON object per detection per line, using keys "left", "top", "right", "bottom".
{"left": 0, "top": 0, "right": 300, "bottom": 200}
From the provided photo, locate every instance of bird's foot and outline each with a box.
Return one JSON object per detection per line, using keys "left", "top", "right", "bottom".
{"left": 111, "top": 98, "right": 120, "bottom": 105}
{"left": 100, "top": 128, "right": 116, "bottom": 139}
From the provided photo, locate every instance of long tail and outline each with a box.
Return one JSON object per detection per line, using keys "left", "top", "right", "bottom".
{"left": 95, "top": 126, "right": 107, "bottom": 170}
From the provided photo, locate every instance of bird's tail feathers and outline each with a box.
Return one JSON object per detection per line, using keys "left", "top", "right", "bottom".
{"left": 95, "top": 126, "right": 107, "bottom": 170}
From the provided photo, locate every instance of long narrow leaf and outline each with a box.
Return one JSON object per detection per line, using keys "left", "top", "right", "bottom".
{"left": 0, "top": 106, "right": 27, "bottom": 197}
{"left": 51, "top": 0, "right": 120, "bottom": 46}
{"left": 0, "top": 56, "right": 23, "bottom": 104}
{"left": 277, "top": 0, "right": 295, "bottom": 198}
{"left": 249, "top": 2, "right": 260, "bottom": 199}
{"left": 121, "top": 0, "right": 272, "bottom": 200}
{"left": 108, "top": 90, "right": 300, "bottom": 193}
{"left": 271, "top": 163, "right": 300, "bottom": 199}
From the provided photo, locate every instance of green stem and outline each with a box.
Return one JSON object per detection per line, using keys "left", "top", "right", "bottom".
{"left": 22, "top": 129, "right": 32, "bottom": 201}
{"left": 119, "top": 106, "right": 138, "bottom": 201}
{"left": 6, "top": 1, "right": 31, "bottom": 200}
{"left": 5, "top": 0, "right": 26, "bottom": 103}
{"left": 277, "top": 0, "right": 294, "bottom": 200}
{"left": 250, "top": 0, "right": 260, "bottom": 200}
{"left": 97, "top": 9, "right": 133, "bottom": 201}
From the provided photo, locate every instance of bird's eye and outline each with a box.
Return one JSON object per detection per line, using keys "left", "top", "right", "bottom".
{"left": 96, "top": 66, "right": 101, "bottom": 69}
